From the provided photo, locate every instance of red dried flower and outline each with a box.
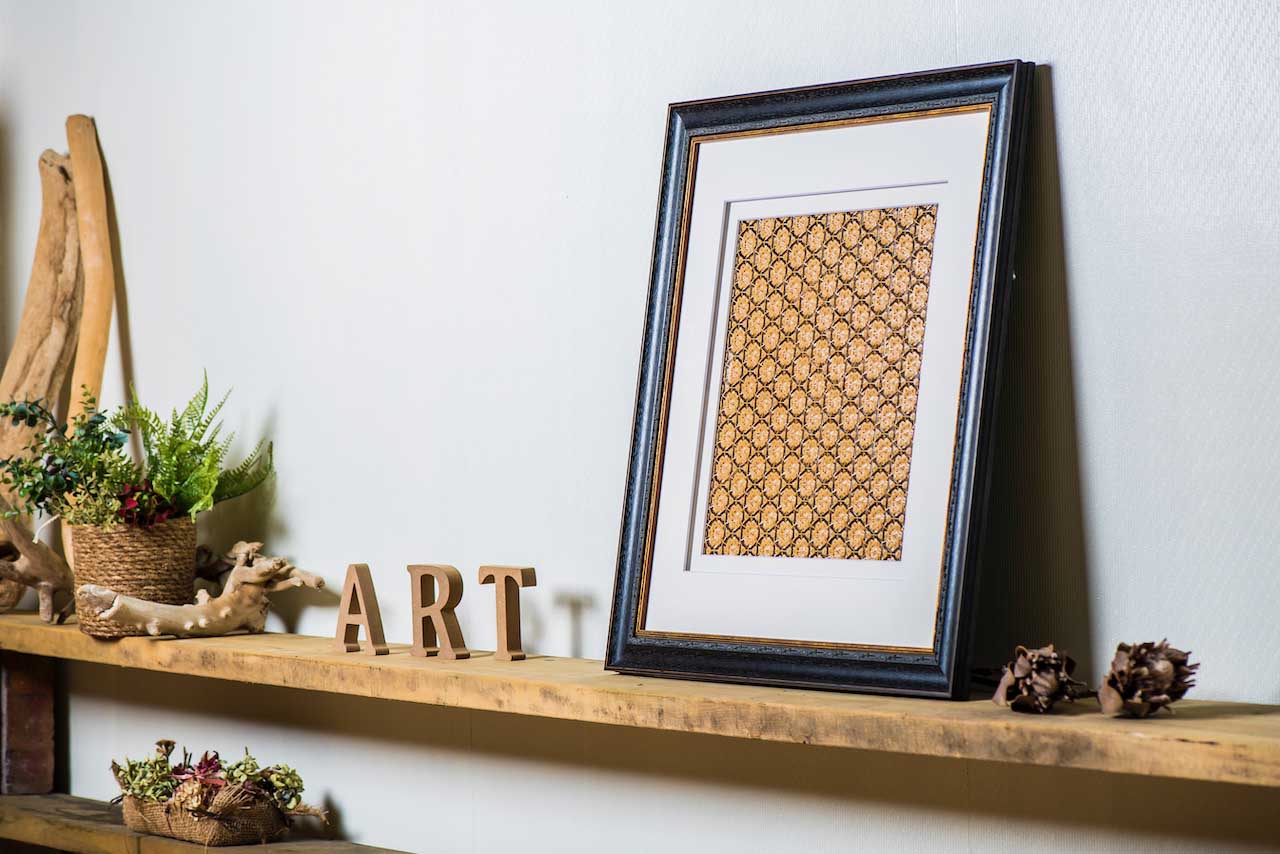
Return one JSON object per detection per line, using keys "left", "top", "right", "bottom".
{"left": 117, "top": 481, "right": 177, "bottom": 528}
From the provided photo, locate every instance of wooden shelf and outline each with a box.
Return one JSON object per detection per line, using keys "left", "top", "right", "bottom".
{"left": 1, "top": 614, "right": 1278, "bottom": 787}
{"left": 0, "top": 794, "right": 406, "bottom": 853}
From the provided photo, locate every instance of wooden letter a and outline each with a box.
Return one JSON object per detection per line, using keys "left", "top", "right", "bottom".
{"left": 408, "top": 564, "right": 469, "bottom": 660}
{"left": 334, "top": 563, "right": 388, "bottom": 655}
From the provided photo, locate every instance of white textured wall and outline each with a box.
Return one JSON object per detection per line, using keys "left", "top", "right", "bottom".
{"left": 1, "top": 2, "right": 1278, "bottom": 851}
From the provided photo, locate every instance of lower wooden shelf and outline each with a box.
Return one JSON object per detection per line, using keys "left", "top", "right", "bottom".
{"left": 1, "top": 613, "right": 1278, "bottom": 787}
{"left": 0, "top": 794, "right": 405, "bottom": 854}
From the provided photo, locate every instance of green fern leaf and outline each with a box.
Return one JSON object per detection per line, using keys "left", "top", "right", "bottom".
{"left": 180, "top": 373, "right": 209, "bottom": 436}
{"left": 215, "top": 440, "right": 273, "bottom": 504}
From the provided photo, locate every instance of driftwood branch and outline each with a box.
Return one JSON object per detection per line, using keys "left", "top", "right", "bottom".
{"left": 0, "top": 150, "right": 85, "bottom": 616}
{"left": 76, "top": 542, "right": 323, "bottom": 637}
{"left": 0, "top": 506, "right": 74, "bottom": 623}
{"left": 64, "top": 116, "right": 115, "bottom": 419}
{"left": 0, "top": 151, "right": 83, "bottom": 446}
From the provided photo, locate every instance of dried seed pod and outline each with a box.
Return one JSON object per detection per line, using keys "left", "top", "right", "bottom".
{"left": 172, "top": 779, "right": 214, "bottom": 813}
{"left": 1099, "top": 640, "right": 1198, "bottom": 717}
{"left": 992, "top": 643, "right": 1087, "bottom": 713}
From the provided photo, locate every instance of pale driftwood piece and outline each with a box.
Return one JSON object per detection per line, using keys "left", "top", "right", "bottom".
{"left": 193, "top": 540, "right": 260, "bottom": 588}
{"left": 0, "top": 510, "right": 74, "bottom": 624}
{"left": 0, "top": 151, "right": 84, "bottom": 613}
{"left": 408, "top": 564, "right": 468, "bottom": 660}
{"left": 0, "top": 151, "right": 83, "bottom": 454}
{"left": 333, "top": 564, "right": 388, "bottom": 655}
{"left": 479, "top": 565, "right": 536, "bottom": 662}
{"left": 0, "top": 575, "right": 21, "bottom": 615}
{"left": 64, "top": 116, "right": 114, "bottom": 420}
{"left": 73, "top": 542, "right": 322, "bottom": 637}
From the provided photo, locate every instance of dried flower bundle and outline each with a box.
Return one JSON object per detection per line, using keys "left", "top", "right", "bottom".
{"left": 1099, "top": 640, "right": 1199, "bottom": 717}
{"left": 992, "top": 643, "right": 1089, "bottom": 713}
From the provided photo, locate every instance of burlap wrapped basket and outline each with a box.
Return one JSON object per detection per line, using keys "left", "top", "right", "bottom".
{"left": 70, "top": 517, "right": 196, "bottom": 638}
{"left": 122, "top": 790, "right": 289, "bottom": 847}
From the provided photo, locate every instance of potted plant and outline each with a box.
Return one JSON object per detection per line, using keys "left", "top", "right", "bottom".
{"left": 0, "top": 376, "right": 272, "bottom": 637}
{"left": 112, "top": 740, "right": 322, "bottom": 846}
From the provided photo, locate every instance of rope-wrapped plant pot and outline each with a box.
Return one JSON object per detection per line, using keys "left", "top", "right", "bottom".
{"left": 70, "top": 517, "right": 196, "bottom": 638}
{"left": 122, "top": 790, "right": 288, "bottom": 847}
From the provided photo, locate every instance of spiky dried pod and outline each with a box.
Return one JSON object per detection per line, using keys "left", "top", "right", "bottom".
{"left": 1099, "top": 640, "right": 1198, "bottom": 717}
{"left": 172, "top": 779, "right": 214, "bottom": 813}
{"left": 992, "top": 643, "right": 1088, "bottom": 713}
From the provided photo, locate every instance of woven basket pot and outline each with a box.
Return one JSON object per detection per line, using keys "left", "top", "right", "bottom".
{"left": 122, "top": 795, "right": 289, "bottom": 847}
{"left": 70, "top": 517, "right": 197, "bottom": 638}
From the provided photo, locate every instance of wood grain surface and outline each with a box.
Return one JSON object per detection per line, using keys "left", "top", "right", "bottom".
{"left": 0, "top": 613, "right": 1275, "bottom": 787}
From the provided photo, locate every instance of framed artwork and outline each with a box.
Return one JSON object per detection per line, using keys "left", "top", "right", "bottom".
{"left": 606, "top": 61, "right": 1034, "bottom": 698}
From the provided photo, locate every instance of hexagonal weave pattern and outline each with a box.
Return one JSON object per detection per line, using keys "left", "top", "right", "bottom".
{"left": 702, "top": 205, "right": 937, "bottom": 561}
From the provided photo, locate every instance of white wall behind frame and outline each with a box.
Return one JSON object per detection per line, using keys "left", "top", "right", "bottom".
{"left": 0, "top": 1, "right": 1278, "bottom": 852}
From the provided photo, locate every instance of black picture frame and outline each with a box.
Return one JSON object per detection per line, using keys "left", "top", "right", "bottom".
{"left": 606, "top": 61, "right": 1034, "bottom": 699}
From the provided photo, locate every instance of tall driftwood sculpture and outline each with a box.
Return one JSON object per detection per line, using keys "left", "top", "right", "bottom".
{"left": 0, "top": 150, "right": 84, "bottom": 616}
{"left": 64, "top": 115, "right": 114, "bottom": 422}
{"left": 76, "top": 542, "right": 324, "bottom": 637}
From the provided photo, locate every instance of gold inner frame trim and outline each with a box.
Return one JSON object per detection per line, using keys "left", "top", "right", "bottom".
{"left": 635, "top": 102, "right": 994, "bottom": 653}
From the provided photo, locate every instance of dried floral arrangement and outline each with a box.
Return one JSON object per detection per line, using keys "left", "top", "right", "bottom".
{"left": 0, "top": 375, "right": 272, "bottom": 530}
{"left": 992, "top": 644, "right": 1089, "bottom": 714}
{"left": 112, "top": 740, "right": 323, "bottom": 846}
{"left": 992, "top": 640, "right": 1199, "bottom": 717}
{"left": 1099, "top": 640, "right": 1199, "bottom": 718}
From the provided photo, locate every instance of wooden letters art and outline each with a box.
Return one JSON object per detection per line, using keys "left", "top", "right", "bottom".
{"left": 335, "top": 562, "right": 537, "bottom": 662}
